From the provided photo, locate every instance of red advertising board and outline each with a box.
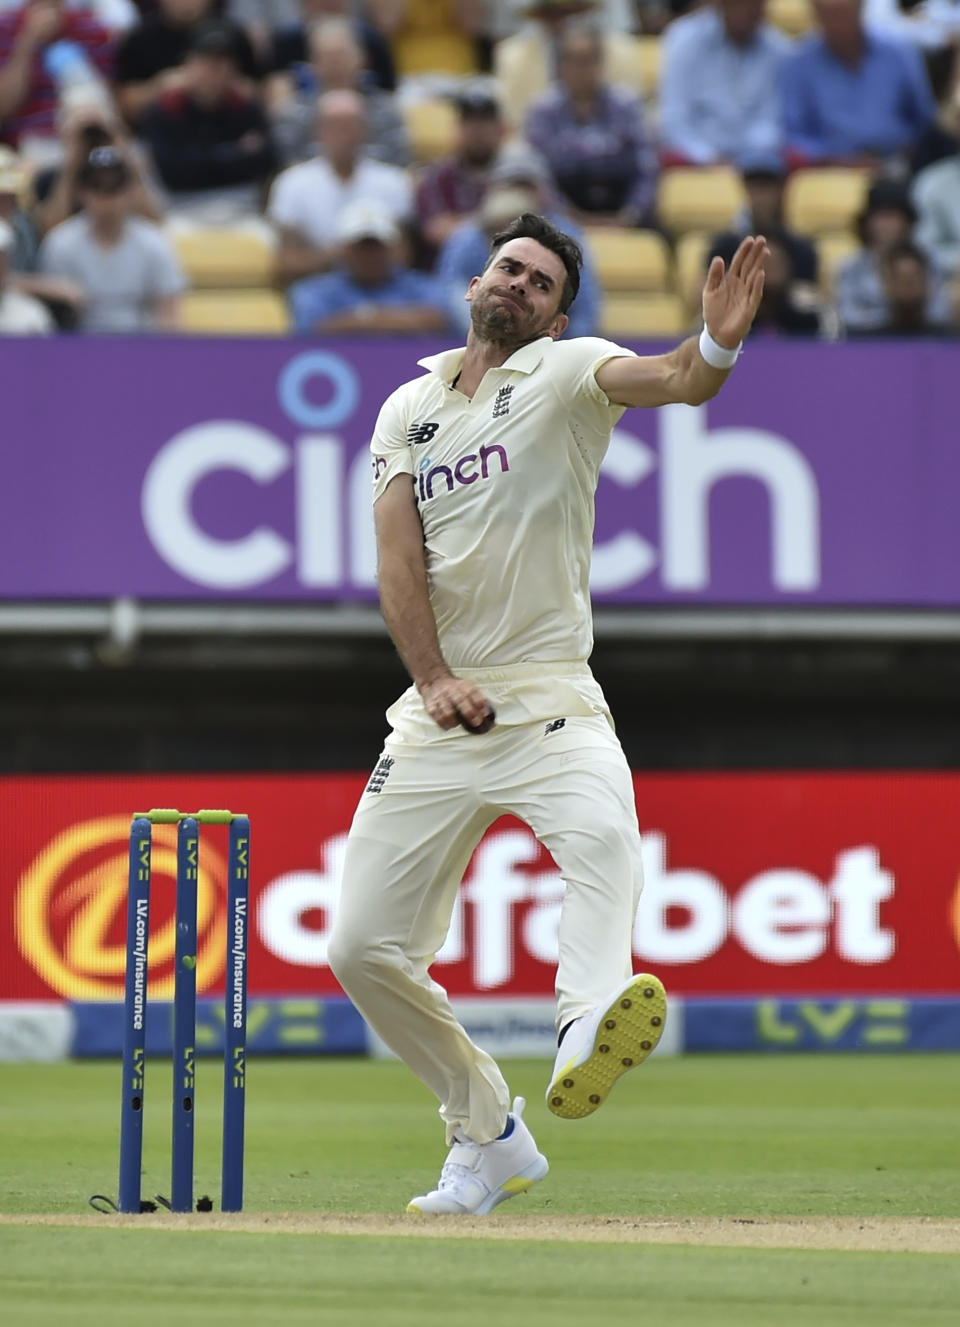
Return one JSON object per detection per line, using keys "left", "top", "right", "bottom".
{"left": 4, "top": 772, "right": 960, "bottom": 1001}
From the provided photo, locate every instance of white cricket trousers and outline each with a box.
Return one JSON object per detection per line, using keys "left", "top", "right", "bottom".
{"left": 328, "top": 706, "right": 644, "bottom": 1145}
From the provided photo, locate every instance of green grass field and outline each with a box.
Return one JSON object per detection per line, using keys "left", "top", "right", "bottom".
{"left": 3, "top": 1055, "right": 959, "bottom": 1325}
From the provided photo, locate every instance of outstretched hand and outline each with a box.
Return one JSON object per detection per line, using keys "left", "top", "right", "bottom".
{"left": 702, "top": 235, "right": 770, "bottom": 349}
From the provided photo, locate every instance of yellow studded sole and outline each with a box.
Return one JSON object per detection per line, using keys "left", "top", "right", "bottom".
{"left": 546, "top": 974, "right": 667, "bottom": 1120}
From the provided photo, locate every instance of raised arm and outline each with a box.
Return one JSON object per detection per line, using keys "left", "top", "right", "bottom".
{"left": 375, "top": 475, "right": 493, "bottom": 731}
{"left": 596, "top": 235, "right": 769, "bottom": 409}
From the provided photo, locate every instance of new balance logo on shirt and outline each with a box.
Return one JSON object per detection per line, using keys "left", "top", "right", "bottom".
{"left": 407, "top": 421, "right": 440, "bottom": 446}
{"left": 544, "top": 718, "right": 567, "bottom": 734}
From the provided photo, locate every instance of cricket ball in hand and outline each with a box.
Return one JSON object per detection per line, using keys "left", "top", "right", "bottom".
{"left": 457, "top": 706, "right": 496, "bottom": 735}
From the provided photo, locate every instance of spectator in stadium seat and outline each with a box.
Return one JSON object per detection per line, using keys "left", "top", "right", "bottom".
{"left": 140, "top": 21, "right": 277, "bottom": 222}
{"left": 39, "top": 145, "right": 187, "bottom": 331}
{"left": 781, "top": 0, "right": 935, "bottom": 167}
{"left": 268, "top": 15, "right": 409, "bottom": 167}
{"left": 115, "top": 0, "right": 260, "bottom": 130}
{"left": 851, "top": 239, "right": 955, "bottom": 334}
{"left": 524, "top": 20, "right": 658, "bottom": 228}
{"left": 0, "top": 142, "right": 86, "bottom": 322}
{"left": 910, "top": 47, "right": 960, "bottom": 174}
{"left": 709, "top": 154, "right": 818, "bottom": 288}
{"left": 268, "top": 88, "right": 412, "bottom": 285}
{"left": 745, "top": 232, "right": 823, "bottom": 334}
{"left": 493, "top": 0, "right": 643, "bottom": 129}
{"left": 435, "top": 142, "right": 601, "bottom": 337}
{"left": 289, "top": 198, "right": 448, "bottom": 334}
{"left": 366, "top": 0, "right": 485, "bottom": 81}
{"left": 0, "top": 214, "right": 54, "bottom": 331}
{"left": 0, "top": 0, "right": 114, "bottom": 154}
{"left": 239, "top": 0, "right": 396, "bottom": 92}
{"left": 912, "top": 137, "right": 960, "bottom": 281}
{"left": 415, "top": 86, "right": 504, "bottom": 261}
{"left": 659, "top": 0, "right": 791, "bottom": 166}
{"left": 835, "top": 177, "right": 953, "bottom": 331}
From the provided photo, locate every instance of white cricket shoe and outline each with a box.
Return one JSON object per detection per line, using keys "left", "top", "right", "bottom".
{"left": 546, "top": 973, "right": 667, "bottom": 1120}
{"left": 406, "top": 1097, "right": 549, "bottom": 1215}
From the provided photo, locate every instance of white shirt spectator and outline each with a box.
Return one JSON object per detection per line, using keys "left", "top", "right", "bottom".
{"left": 267, "top": 154, "right": 413, "bottom": 250}
{"left": 913, "top": 153, "right": 960, "bottom": 276}
{"left": 659, "top": 5, "right": 792, "bottom": 165}
{"left": 0, "top": 286, "right": 54, "bottom": 333}
{"left": 39, "top": 214, "right": 186, "bottom": 332}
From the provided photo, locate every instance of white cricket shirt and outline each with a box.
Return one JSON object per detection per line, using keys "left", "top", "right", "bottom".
{"left": 371, "top": 335, "right": 635, "bottom": 673}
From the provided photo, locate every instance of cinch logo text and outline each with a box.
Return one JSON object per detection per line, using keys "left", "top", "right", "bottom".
{"left": 417, "top": 444, "right": 509, "bottom": 502}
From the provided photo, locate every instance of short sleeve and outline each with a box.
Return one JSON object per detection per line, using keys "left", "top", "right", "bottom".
{"left": 551, "top": 336, "right": 636, "bottom": 415}
{"left": 266, "top": 169, "right": 301, "bottom": 230}
{"left": 370, "top": 384, "right": 415, "bottom": 503}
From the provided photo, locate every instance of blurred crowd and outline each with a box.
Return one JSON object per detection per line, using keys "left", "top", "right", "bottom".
{"left": 0, "top": 0, "right": 958, "bottom": 338}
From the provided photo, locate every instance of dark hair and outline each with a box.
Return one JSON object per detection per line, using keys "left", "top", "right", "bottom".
{"left": 486, "top": 212, "right": 583, "bottom": 314}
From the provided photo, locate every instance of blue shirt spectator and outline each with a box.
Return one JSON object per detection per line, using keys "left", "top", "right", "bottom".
{"left": 290, "top": 200, "right": 448, "bottom": 335}
{"left": 524, "top": 23, "right": 658, "bottom": 226}
{"left": 659, "top": 1, "right": 791, "bottom": 166}
{"left": 436, "top": 184, "right": 601, "bottom": 340}
{"left": 781, "top": 0, "right": 935, "bottom": 164}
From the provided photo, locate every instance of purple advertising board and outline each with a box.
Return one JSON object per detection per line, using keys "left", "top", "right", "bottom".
{"left": 1, "top": 337, "right": 958, "bottom": 604}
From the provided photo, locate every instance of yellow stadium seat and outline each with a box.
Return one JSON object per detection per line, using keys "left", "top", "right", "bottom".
{"left": 816, "top": 232, "right": 861, "bottom": 294}
{"left": 172, "top": 227, "right": 276, "bottom": 289}
{"left": 404, "top": 98, "right": 458, "bottom": 164}
{"left": 584, "top": 227, "right": 673, "bottom": 294}
{"left": 658, "top": 167, "right": 747, "bottom": 237}
{"left": 675, "top": 230, "right": 713, "bottom": 310}
{"left": 602, "top": 293, "right": 689, "bottom": 339}
{"left": 180, "top": 290, "right": 291, "bottom": 335}
{"left": 784, "top": 168, "right": 871, "bottom": 237}
{"left": 767, "top": 0, "right": 815, "bottom": 36}
{"left": 617, "top": 35, "right": 661, "bottom": 104}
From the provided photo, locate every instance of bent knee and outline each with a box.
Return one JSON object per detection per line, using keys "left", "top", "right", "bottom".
{"left": 327, "top": 928, "right": 401, "bottom": 990}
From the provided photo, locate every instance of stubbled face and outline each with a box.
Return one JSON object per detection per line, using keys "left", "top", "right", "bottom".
{"left": 467, "top": 236, "right": 569, "bottom": 345}
{"left": 458, "top": 115, "right": 502, "bottom": 167}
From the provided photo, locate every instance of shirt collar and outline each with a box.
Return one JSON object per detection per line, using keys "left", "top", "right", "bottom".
{"left": 417, "top": 336, "right": 550, "bottom": 385}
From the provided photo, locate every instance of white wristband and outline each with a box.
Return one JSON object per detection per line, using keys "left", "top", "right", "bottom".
{"left": 699, "top": 326, "right": 742, "bottom": 370}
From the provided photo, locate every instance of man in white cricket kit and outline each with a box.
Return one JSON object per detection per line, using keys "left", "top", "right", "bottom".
{"left": 329, "top": 213, "right": 768, "bottom": 1215}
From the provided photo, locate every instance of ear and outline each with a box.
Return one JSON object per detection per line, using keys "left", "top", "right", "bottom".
{"left": 465, "top": 275, "right": 481, "bottom": 303}
{"left": 548, "top": 311, "right": 569, "bottom": 340}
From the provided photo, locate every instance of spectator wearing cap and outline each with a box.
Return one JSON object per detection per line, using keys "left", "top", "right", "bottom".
{"left": 912, "top": 132, "right": 960, "bottom": 281}
{"left": 140, "top": 20, "right": 277, "bottom": 222}
{"left": 0, "top": 0, "right": 114, "bottom": 154}
{"left": 233, "top": 0, "right": 397, "bottom": 94}
{"left": 268, "top": 16, "right": 409, "bottom": 167}
{"left": 288, "top": 199, "right": 448, "bottom": 334}
{"left": 781, "top": 0, "right": 935, "bottom": 167}
{"left": 524, "top": 21, "right": 657, "bottom": 228}
{"left": 835, "top": 177, "right": 953, "bottom": 331}
{"left": 268, "top": 88, "right": 412, "bottom": 285}
{"left": 0, "top": 215, "right": 54, "bottom": 331}
{"left": 659, "top": 0, "right": 790, "bottom": 167}
{"left": 851, "top": 240, "right": 955, "bottom": 335}
{"left": 115, "top": 1, "right": 260, "bottom": 130}
{"left": 708, "top": 155, "right": 818, "bottom": 295}
{"left": 435, "top": 145, "right": 601, "bottom": 337}
{"left": 415, "top": 88, "right": 504, "bottom": 261}
{"left": 39, "top": 145, "right": 187, "bottom": 331}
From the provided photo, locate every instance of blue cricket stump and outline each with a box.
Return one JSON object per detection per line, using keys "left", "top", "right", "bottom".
{"left": 172, "top": 817, "right": 199, "bottom": 1213}
{"left": 221, "top": 816, "right": 250, "bottom": 1212}
{"left": 119, "top": 816, "right": 153, "bottom": 1213}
